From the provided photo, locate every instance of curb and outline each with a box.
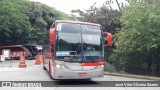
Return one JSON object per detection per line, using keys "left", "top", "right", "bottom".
{"left": 104, "top": 72, "right": 160, "bottom": 80}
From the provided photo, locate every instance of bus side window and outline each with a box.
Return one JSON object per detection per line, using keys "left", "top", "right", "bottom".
{"left": 37, "top": 49, "right": 42, "bottom": 55}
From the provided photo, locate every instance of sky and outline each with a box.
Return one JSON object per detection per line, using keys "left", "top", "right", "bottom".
{"left": 30, "top": 0, "right": 127, "bottom": 14}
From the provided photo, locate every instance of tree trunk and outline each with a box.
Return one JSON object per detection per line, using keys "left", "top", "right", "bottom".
{"left": 115, "top": 0, "right": 121, "bottom": 10}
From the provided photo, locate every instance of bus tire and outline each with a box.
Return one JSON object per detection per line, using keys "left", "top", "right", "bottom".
{"left": 43, "top": 59, "right": 47, "bottom": 70}
{"left": 43, "top": 66, "right": 47, "bottom": 70}
{"left": 83, "top": 78, "right": 91, "bottom": 81}
{"left": 49, "top": 63, "right": 54, "bottom": 80}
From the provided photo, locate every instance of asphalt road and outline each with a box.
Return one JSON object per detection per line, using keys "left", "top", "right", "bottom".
{"left": 0, "top": 60, "right": 159, "bottom": 90}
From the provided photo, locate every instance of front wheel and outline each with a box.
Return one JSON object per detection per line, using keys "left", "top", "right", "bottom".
{"left": 43, "top": 66, "right": 47, "bottom": 70}
{"left": 43, "top": 59, "right": 47, "bottom": 70}
{"left": 49, "top": 63, "right": 54, "bottom": 80}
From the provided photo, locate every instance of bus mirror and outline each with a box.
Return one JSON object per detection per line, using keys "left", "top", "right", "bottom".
{"left": 103, "top": 32, "right": 112, "bottom": 46}
{"left": 50, "top": 28, "right": 56, "bottom": 44}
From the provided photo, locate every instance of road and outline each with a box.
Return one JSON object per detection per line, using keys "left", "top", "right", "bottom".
{"left": 0, "top": 60, "right": 159, "bottom": 90}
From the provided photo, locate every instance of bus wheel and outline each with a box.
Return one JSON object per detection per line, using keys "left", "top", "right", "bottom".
{"left": 43, "top": 66, "right": 47, "bottom": 70}
{"left": 43, "top": 60, "right": 47, "bottom": 70}
{"left": 49, "top": 63, "right": 54, "bottom": 80}
{"left": 83, "top": 78, "right": 91, "bottom": 81}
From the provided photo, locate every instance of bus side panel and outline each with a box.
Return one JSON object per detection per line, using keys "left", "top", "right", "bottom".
{"left": 0, "top": 46, "right": 31, "bottom": 60}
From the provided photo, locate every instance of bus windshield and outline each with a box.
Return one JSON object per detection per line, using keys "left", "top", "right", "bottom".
{"left": 56, "top": 23, "right": 104, "bottom": 62}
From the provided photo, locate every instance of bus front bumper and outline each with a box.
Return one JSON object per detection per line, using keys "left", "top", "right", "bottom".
{"left": 54, "top": 68, "right": 104, "bottom": 79}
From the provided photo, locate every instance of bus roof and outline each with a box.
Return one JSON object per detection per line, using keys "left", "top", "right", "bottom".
{"left": 55, "top": 20, "right": 101, "bottom": 26}
{"left": 0, "top": 44, "right": 41, "bottom": 48}
{"left": 0, "top": 45, "right": 21, "bottom": 48}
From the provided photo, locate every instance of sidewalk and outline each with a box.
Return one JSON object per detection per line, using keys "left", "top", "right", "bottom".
{"left": 105, "top": 72, "right": 160, "bottom": 80}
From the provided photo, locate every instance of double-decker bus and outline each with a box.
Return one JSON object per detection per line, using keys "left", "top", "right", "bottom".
{"left": 42, "top": 20, "right": 112, "bottom": 79}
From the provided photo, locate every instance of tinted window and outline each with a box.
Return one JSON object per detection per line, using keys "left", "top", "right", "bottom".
{"left": 23, "top": 45, "right": 37, "bottom": 56}
{"left": 55, "top": 23, "right": 103, "bottom": 62}
{"left": 56, "top": 23, "right": 82, "bottom": 60}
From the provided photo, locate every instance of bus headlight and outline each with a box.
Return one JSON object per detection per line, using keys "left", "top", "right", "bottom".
{"left": 101, "top": 65, "right": 104, "bottom": 68}
{"left": 56, "top": 64, "right": 66, "bottom": 69}
{"left": 95, "top": 65, "right": 104, "bottom": 69}
{"left": 56, "top": 64, "right": 61, "bottom": 68}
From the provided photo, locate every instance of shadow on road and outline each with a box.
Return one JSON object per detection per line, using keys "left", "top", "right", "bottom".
{"left": 54, "top": 79, "right": 98, "bottom": 85}
{"left": 43, "top": 80, "right": 102, "bottom": 87}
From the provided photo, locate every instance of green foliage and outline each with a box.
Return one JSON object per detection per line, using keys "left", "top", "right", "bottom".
{"left": 0, "top": 0, "right": 71, "bottom": 46}
{"left": 0, "top": 0, "right": 31, "bottom": 45}
{"left": 71, "top": 2, "right": 121, "bottom": 34}
{"left": 110, "top": 0, "right": 160, "bottom": 75}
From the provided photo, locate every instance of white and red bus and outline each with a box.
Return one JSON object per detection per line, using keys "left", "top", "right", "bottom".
{"left": 42, "top": 20, "right": 112, "bottom": 79}
{"left": 0, "top": 45, "right": 42, "bottom": 60}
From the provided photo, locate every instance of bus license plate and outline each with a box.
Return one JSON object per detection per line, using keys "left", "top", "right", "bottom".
{"left": 78, "top": 73, "right": 87, "bottom": 76}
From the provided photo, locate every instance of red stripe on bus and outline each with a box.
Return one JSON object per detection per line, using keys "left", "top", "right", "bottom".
{"left": 81, "top": 60, "right": 106, "bottom": 66}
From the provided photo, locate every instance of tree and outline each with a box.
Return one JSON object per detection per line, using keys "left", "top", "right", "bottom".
{"left": 110, "top": 0, "right": 160, "bottom": 76}
{"left": 0, "top": 0, "right": 71, "bottom": 46}
{"left": 11, "top": 0, "right": 71, "bottom": 44}
{"left": 71, "top": 1, "right": 121, "bottom": 34}
{"left": 0, "top": 0, "right": 32, "bottom": 45}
